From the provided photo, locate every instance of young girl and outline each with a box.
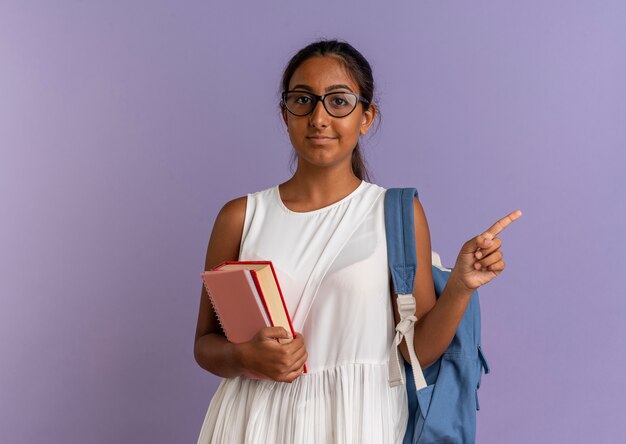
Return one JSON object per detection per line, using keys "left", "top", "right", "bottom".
{"left": 193, "top": 39, "right": 521, "bottom": 444}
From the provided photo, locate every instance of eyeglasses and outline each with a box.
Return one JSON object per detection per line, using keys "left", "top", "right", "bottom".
{"left": 281, "top": 90, "right": 369, "bottom": 118}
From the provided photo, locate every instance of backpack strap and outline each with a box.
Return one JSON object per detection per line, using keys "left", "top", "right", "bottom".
{"left": 384, "top": 188, "right": 428, "bottom": 391}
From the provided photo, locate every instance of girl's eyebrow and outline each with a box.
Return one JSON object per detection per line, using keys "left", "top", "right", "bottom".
{"left": 290, "top": 84, "right": 355, "bottom": 93}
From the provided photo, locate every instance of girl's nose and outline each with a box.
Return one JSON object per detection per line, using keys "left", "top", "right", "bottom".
{"left": 309, "top": 99, "right": 331, "bottom": 127}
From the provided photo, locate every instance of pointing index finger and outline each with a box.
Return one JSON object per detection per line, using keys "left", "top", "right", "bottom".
{"left": 483, "top": 209, "right": 523, "bottom": 239}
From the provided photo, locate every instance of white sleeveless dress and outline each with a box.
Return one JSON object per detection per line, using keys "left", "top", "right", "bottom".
{"left": 197, "top": 180, "right": 408, "bottom": 444}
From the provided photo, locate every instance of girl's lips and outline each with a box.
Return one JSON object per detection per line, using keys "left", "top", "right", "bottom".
{"left": 307, "top": 137, "right": 336, "bottom": 144}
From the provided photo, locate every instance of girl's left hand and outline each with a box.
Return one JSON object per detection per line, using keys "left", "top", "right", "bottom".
{"left": 451, "top": 209, "right": 523, "bottom": 292}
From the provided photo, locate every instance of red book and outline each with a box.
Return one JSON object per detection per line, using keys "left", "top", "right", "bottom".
{"left": 200, "top": 260, "right": 306, "bottom": 376}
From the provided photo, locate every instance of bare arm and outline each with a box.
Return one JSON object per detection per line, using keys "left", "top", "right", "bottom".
{"left": 193, "top": 196, "right": 249, "bottom": 378}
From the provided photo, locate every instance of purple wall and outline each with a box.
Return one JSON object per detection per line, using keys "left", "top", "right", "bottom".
{"left": 1, "top": 1, "right": 624, "bottom": 442}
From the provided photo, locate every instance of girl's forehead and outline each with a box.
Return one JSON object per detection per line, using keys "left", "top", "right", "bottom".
{"left": 288, "top": 56, "right": 359, "bottom": 92}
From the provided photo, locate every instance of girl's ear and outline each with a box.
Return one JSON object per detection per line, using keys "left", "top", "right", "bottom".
{"left": 360, "top": 103, "right": 377, "bottom": 136}
{"left": 281, "top": 105, "right": 289, "bottom": 126}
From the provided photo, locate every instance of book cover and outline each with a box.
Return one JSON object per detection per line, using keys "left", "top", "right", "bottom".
{"left": 200, "top": 267, "right": 270, "bottom": 344}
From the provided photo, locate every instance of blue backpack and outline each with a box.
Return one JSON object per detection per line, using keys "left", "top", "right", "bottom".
{"left": 384, "top": 188, "right": 490, "bottom": 444}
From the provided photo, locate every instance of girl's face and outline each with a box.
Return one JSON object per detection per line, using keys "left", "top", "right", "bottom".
{"left": 281, "top": 56, "right": 376, "bottom": 174}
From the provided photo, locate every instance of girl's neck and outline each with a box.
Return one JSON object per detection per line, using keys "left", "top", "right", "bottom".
{"left": 279, "top": 165, "right": 363, "bottom": 211}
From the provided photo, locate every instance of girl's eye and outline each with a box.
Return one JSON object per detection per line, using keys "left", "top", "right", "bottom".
{"left": 329, "top": 94, "right": 353, "bottom": 108}
{"left": 295, "top": 95, "right": 312, "bottom": 104}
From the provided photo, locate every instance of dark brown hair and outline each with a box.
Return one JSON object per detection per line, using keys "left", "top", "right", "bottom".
{"left": 279, "top": 39, "right": 378, "bottom": 182}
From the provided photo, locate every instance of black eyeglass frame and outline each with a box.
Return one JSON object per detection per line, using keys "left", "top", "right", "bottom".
{"left": 281, "top": 90, "right": 370, "bottom": 118}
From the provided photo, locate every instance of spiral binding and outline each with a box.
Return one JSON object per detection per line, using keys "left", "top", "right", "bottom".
{"left": 202, "top": 277, "right": 231, "bottom": 341}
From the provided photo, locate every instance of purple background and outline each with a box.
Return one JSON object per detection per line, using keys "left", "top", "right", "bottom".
{"left": 1, "top": 1, "right": 624, "bottom": 443}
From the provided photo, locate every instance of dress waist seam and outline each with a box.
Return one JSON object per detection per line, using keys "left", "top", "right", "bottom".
{"left": 304, "top": 359, "right": 390, "bottom": 375}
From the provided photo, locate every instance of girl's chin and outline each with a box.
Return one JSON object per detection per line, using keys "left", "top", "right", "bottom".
{"left": 296, "top": 151, "right": 353, "bottom": 169}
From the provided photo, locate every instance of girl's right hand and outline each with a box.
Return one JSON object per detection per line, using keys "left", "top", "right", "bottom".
{"left": 236, "top": 327, "right": 308, "bottom": 383}
{"left": 450, "top": 209, "right": 522, "bottom": 292}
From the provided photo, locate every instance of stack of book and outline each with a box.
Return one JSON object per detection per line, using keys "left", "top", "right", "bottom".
{"left": 201, "top": 260, "right": 306, "bottom": 376}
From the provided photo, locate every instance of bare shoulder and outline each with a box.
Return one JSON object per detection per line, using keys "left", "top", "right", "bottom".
{"left": 204, "top": 195, "right": 248, "bottom": 270}
{"left": 217, "top": 195, "right": 247, "bottom": 227}
{"left": 412, "top": 195, "right": 427, "bottom": 220}
{"left": 411, "top": 195, "right": 431, "bottom": 256}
